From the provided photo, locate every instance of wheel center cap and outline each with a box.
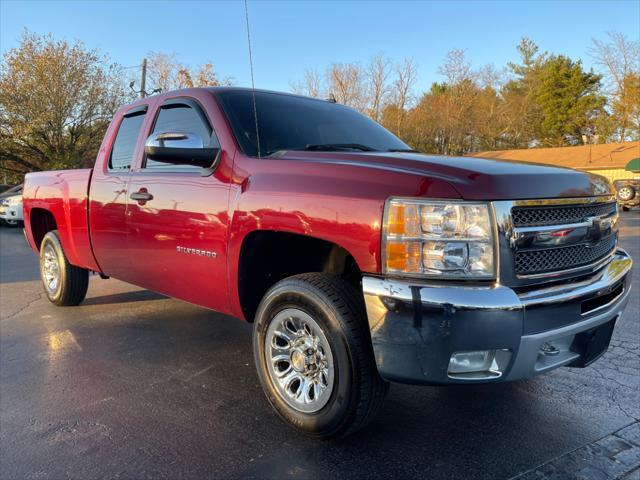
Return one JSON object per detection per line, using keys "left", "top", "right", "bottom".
{"left": 291, "top": 350, "right": 306, "bottom": 372}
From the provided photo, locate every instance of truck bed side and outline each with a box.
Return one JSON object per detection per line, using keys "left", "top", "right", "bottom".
{"left": 23, "top": 168, "right": 101, "bottom": 272}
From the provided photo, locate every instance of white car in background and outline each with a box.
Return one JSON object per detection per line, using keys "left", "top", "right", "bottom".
{"left": 0, "top": 193, "right": 24, "bottom": 227}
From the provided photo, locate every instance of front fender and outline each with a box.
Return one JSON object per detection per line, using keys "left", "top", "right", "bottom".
{"left": 225, "top": 155, "right": 461, "bottom": 319}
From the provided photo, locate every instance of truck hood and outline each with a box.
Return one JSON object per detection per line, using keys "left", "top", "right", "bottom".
{"left": 278, "top": 151, "right": 612, "bottom": 200}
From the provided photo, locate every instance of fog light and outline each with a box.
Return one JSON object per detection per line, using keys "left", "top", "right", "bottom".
{"left": 448, "top": 350, "right": 496, "bottom": 374}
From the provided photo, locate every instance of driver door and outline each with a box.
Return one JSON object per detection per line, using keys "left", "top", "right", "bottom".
{"left": 125, "top": 98, "right": 231, "bottom": 312}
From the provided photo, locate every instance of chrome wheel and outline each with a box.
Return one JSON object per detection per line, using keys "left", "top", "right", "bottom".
{"left": 264, "top": 308, "right": 335, "bottom": 413}
{"left": 41, "top": 244, "right": 60, "bottom": 292}
{"left": 618, "top": 187, "right": 634, "bottom": 201}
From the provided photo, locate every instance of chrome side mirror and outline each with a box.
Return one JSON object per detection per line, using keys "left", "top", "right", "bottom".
{"left": 144, "top": 131, "right": 219, "bottom": 168}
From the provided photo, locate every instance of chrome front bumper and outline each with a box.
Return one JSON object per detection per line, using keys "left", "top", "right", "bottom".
{"left": 362, "top": 249, "right": 633, "bottom": 384}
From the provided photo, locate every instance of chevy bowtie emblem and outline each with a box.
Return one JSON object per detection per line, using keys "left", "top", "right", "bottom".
{"left": 176, "top": 246, "right": 217, "bottom": 258}
{"left": 510, "top": 213, "right": 615, "bottom": 250}
{"left": 585, "top": 216, "right": 604, "bottom": 245}
{"left": 550, "top": 229, "right": 574, "bottom": 237}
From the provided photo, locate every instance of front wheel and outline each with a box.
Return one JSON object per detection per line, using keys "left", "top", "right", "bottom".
{"left": 40, "top": 231, "right": 89, "bottom": 306}
{"left": 253, "top": 273, "right": 389, "bottom": 438}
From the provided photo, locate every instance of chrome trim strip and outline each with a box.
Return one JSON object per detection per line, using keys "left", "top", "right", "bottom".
{"left": 516, "top": 249, "right": 617, "bottom": 280}
{"left": 362, "top": 276, "right": 522, "bottom": 312}
{"left": 363, "top": 249, "right": 632, "bottom": 311}
{"left": 518, "top": 249, "right": 632, "bottom": 307}
{"left": 513, "top": 220, "right": 594, "bottom": 234}
{"left": 510, "top": 195, "right": 615, "bottom": 207}
{"left": 386, "top": 235, "right": 491, "bottom": 243}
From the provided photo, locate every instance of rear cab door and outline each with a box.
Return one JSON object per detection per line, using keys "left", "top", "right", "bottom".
{"left": 125, "top": 91, "right": 234, "bottom": 312}
{"left": 89, "top": 103, "right": 150, "bottom": 282}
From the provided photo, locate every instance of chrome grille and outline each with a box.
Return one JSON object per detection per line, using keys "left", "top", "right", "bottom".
{"left": 515, "top": 234, "right": 617, "bottom": 275}
{"left": 493, "top": 196, "right": 619, "bottom": 283}
{"left": 512, "top": 202, "right": 617, "bottom": 227}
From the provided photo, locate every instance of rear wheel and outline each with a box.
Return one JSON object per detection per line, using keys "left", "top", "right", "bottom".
{"left": 40, "top": 231, "right": 89, "bottom": 306}
{"left": 253, "top": 273, "right": 388, "bottom": 438}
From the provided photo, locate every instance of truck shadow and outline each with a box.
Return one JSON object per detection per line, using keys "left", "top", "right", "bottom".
{"left": 81, "top": 289, "right": 166, "bottom": 306}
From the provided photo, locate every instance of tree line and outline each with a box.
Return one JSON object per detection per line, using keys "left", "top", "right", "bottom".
{"left": 1, "top": 30, "right": 638, "bottom": 184}
{"left": 293, "top": 34, "right": 638, "bottom": 154}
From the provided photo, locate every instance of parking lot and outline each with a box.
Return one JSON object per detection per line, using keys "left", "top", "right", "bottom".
{"left": 0, "top": 212, "right": 638, "bottom": 480}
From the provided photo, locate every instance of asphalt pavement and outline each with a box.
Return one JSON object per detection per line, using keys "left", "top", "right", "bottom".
{"left": 1, "top": 212, "right": 639, "bottom": 480}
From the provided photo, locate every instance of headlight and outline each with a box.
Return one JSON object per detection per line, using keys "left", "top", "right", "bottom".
{"left": 383, "top": 198, "right": 495, "bottom": 279}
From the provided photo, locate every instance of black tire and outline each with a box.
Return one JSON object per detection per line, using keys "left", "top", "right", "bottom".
{"left": 622, "top": 206, "right": 631, "bottom": 212}
{"left": 253, "top": 273, "right": 389, "bottom": 439}
{"left": 40, "top": 230, "right": 89, "bottom": 306}
{"left": 3, "top": 219, "right": 22, "bottom": 228}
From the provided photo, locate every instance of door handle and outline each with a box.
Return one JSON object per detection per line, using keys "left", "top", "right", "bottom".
{"left": 130, "top": 189, "right": 153, "bottom": 204}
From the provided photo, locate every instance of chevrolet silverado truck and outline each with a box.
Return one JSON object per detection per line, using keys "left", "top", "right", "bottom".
{"left": 23, "top": 87, "right": 633, "bottom": 438}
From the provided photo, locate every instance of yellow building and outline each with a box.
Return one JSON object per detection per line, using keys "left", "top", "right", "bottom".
{"left": 469, "top": 142, "right": 640, "bottom": 183}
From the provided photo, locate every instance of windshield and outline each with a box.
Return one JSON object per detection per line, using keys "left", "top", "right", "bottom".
{"left": 0, "top": 185, "right": 22, "bottom": 197}
{"left": 215, "top": 90, "right": 409, "bottom": 157}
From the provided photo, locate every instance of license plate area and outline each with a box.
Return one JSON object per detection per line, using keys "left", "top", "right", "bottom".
{"left": 568, "top": 318, "right": 616, "bottom": 367}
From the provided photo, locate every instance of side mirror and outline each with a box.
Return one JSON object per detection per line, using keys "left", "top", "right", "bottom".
{"left": 144, "top": 131, "right": 219, "bottom": 168}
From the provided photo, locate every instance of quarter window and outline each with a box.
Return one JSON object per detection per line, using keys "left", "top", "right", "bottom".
{"left": 108, "top": 110, "right": 146, "bottom": 171}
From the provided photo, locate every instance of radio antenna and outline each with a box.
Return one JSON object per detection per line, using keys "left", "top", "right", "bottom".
{"left": 244, "top": 0, "right": 261, "bottom": 159}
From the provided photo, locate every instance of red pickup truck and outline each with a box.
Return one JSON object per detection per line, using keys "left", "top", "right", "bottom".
{"left": 23, "top": 87, "right": 633, "bottom": 438}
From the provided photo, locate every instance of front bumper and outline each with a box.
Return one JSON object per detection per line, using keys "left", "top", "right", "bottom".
{"left": 362, "top": 249, "right": 633, "bottom": 384}
{"left": 0, "top": 204, "right": 23, "bottom": 222}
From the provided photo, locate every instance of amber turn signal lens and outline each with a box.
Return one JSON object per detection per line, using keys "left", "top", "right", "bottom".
{"left": 386, "top": 241, "right": 421, "bottom": 273}
{"left": 387, "top": 204, "right": 406, "bottom": 235}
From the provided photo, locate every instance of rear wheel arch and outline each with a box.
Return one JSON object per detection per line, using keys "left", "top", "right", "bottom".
{"left": 30, "top": 208, "right": 58, "bottom": 251}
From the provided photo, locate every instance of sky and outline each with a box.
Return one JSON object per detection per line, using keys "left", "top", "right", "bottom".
{"left": 1, "top": 0, "right": 639, "bottom": 93}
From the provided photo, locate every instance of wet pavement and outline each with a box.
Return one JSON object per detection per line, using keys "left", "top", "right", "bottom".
{"left": 1, "top": 212, "right": 639, "bottom": 479}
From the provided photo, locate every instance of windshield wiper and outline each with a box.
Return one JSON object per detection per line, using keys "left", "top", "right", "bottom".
{"left": 303, "top": 143, "right": 378, "bottom": 152}
{"left": 387, "top": 148, "right": 421, "bottom": 153}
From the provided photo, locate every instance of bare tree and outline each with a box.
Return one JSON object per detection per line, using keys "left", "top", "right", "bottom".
{"left": 290, "top": 68, "right": 324, "bottom": 97}
{"left": 367, "top": 54, "right": 392, "bottom": 121}
{"left": 438, "top": 49, "right": 472, "bottom": 84}
{"left": 146, "top": 52, "right": 177, "bottom": 92}
{"left": 391, "top": 58, "right": 418, "bottom": 135}
{"left": 195, "top": 62, "right": 233, "bottom": 87}
{"left": 589, "top": 32, "right": 640, "bottom": 141}
{"left": 146, "top": 53, "right": 232, "bottom": 92}
{"left": 175, "top": 65, "right": 194, "bottom": 89}
{"left": 328, "top": 62, "right": 366, "bottom": 111}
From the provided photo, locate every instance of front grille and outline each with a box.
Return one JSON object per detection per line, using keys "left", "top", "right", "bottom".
{"left": 512, "top": 202, "right": 617, "bottom": 227}
{"left": 515, "top": 234, "right": 616, "bottom": 275}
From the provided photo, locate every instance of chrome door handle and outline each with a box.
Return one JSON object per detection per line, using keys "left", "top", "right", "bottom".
{"left": 130, "top": 190, "right": 153, "bottom": 203}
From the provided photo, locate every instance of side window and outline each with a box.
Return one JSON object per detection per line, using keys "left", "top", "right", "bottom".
{"left": 145, "top": 103, "right": 219, "bottom": 170}
{"left": 108, "top": 110, "right": 146, "bottom": 171}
